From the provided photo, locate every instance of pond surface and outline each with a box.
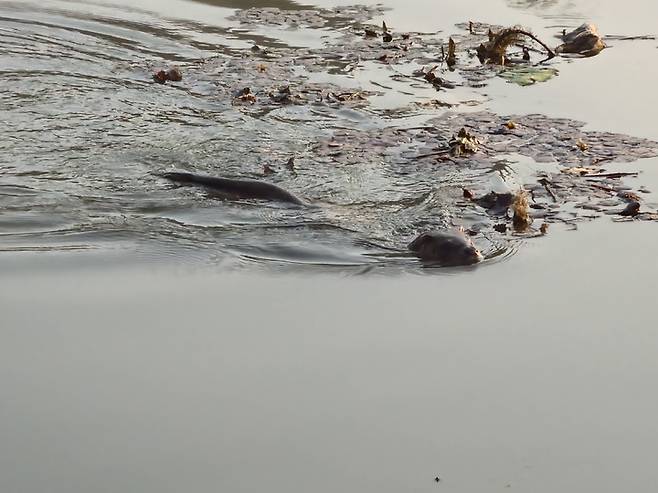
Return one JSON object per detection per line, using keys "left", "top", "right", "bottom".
{"left": 1, "top": 0, "right": 658, "bottom": 491}
{"left": 3, "top": 0, "right": 657, "bottom": 269}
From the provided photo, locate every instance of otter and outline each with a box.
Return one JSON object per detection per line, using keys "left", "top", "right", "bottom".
{"left": 408, "top": 229, "right": 483, "bottom": 266}
{"left": 162, "top": 172, "right": 482, "bottom": 266}
{"left": 161, "top": 171, "right": 304, "bottom": 205}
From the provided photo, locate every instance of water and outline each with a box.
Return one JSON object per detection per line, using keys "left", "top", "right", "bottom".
{"left": 2, "top": 0, "right": 658, "bottom": 491}
{"left": 4, "top": 0, "right": 655, "bottom": 269}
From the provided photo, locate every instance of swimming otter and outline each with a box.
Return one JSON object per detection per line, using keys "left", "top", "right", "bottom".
{"left": 161, "top": 171, "right": 304, "bottom": 205}
{"left": 408, "top": 229, "right": 483, "bottom": 266}
{"left": 163, "top": 173, "right": 480, "bottom": 265}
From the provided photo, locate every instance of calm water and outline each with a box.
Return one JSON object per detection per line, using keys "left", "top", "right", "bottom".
{"left": 2, "top": 0, "right": 658, "bottom": 491}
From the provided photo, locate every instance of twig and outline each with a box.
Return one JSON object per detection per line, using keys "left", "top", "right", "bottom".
{"left": 589, "top": 183, "right": 617, "bottom": 193}
{"left": 591, "top": 156, "right": 615, "bottom": 165}
{"left": 398, "top": 126, "right": 438, "bottom": 132}
{"left": 605, "top": 34, "right": 656, "bottom": 41}
{"left": 538, "top": 178, "right": 558, "bottom": 202}
{"left": 586, "top": 172, "right": 639, "bottom": 179}
{"left": 415, "top": 149, "right": 450, "bottom": 160}
{"left": 516, "top": 30, "right": 557, "bottom": 59}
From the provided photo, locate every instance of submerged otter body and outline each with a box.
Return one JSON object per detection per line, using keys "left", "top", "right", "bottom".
{"left": 408, "top": 230, "right": 483, "bottom": 266}
{"left": 162, "top": 171, "right": 304, "bottom": 205}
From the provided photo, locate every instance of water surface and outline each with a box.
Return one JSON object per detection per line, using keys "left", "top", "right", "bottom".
{"left": 2, "top": 0, "right": 658, "bottom": 491}
{"left": 3, "top": 0, "right": 656, "bottom": 269}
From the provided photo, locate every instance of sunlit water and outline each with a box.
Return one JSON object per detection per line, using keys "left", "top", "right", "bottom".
{"left": 3, "top": 0, "right": 656, "bottom": 270}
{"left": 2, "top": 0, "right": 658, "bottom": 492}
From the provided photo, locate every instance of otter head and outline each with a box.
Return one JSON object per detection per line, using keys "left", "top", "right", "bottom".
{"left": 408, "top": 229, "right": 483, "bottom": 266}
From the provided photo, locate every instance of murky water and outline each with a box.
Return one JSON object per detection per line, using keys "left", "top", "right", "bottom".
{"left": 1, "top": 0, "right": 451, "bottom": 269}
{"left": 3, "top": 219, "right": 658, "bottom": 493}
{"left": 3, "top": 0, "right": 656, "bottom": 270}
{"left": 2, "top": 0, "right": 658, "bottom": 491}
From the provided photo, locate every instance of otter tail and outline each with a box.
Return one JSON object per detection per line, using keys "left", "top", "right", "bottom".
{"left": 160, "top": 171, "right": 198, "bottom": 185}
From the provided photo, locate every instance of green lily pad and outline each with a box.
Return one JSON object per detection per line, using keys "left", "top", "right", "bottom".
{"left": 498, "top": 66, "right": 559, "bottom": 86}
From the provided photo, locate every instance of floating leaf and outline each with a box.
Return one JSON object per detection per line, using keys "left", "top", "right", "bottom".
{"left": 499, "top": 66, "right": 558, "bottom": 86}
{"left": 576, "top": 138, "right": 589, "bottom": 151}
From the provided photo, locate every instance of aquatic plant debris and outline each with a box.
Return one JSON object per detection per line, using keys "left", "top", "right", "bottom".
{"left": 313, "top": 108, "right": 658, "bottom": 233}
{"left": 8, "top": 1, "right": 658, "bottom": 272}
{"left": 152, "top": 66, "right": 182, "bottom": 84}
{"left": 233, "top": 87, "right": 257, "bottom": 104}
{"left": 512, "top": 190, "right": 532, "bottom": 232}
{"left": 619, "top": 201, "right": 641, "bottom": 216}
{"left": 228, "top": 5, "right": 386, "bottom": 28}
{"left": 139, "top": 7, "right": 658, "bottom": 259}
{"left": 182, "top": 6, "right": 658, "bottom": 240}
{"left": 382, "top": 21, "right": 393, "bottom": 43}
{"left": 499, "top": 66, "right": 558, "bottom": 86}
{"left": 557, "top": 23, "right": 606, "bottom": 57}
{"left": 476, "top": 27, "right": 555, "bottom": 64}
{"left": 446, "top": 38, "right": 457, "bottom": 67}
{"left": 450, "top": 128, "right": 480, "bottom": 157}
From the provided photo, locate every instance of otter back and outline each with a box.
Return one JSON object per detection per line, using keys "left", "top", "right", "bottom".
{"left": 161, "top": 172, "right": 304, "bottom": 205}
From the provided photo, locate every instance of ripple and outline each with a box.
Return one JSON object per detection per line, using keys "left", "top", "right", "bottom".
{"left": 0, "top": 0, "right": 524, "bottom": 273}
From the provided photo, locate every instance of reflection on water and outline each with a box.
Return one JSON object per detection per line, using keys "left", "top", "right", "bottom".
{"left": 2, "top": 0, "right": 658, "bottom": 273}
{"left": 2, "top": 220, "right": 658, "bottom": 493}
{"left": 0, "top": 0, "right": 521, "bottom": 271}
{"left": 3, "top": 1, "right": 658, "bottom": 493}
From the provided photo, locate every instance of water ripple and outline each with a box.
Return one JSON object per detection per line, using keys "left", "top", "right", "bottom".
{"left": 0, "top": 0, "right": 517, "bottom": 272}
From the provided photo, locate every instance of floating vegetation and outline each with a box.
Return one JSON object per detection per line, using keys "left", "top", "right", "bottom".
{"left": 152, "top": 66, "right": 182, "bottom": 84}
{"left": 557, "top": 23, "right": 606, "bottom": 57}
{"left": 382, "top": 21, "right": 393, "bottom": 43}
{"left": 619, "top": 201, "right": 641, "bottom": 217}
{"left": 476, "top": 27, "right": 555, "bottom": 64}
{"left": 233, "top": 87, "right": 257, "bottom": 104}
{"left": 498, "top": 66, "right": 558, "bottom": 86}
{"left": 7, "top": 1, "right": 658, "bottom": 271}
{"left": 512, "top": 190, "right": 532, "bottom": 232}
{"left": 449, "top": 128, "right": 480, "bottom": 157}
{"left": 446, "top": 37, "right": 457, "bottom": 67}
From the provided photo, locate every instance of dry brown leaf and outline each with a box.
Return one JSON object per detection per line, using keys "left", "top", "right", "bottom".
{"left": 512, "top": 190, "right": 532, "bottom": 231}
{"left": 576, "top": 138, "right": 589, "bottom": 152}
